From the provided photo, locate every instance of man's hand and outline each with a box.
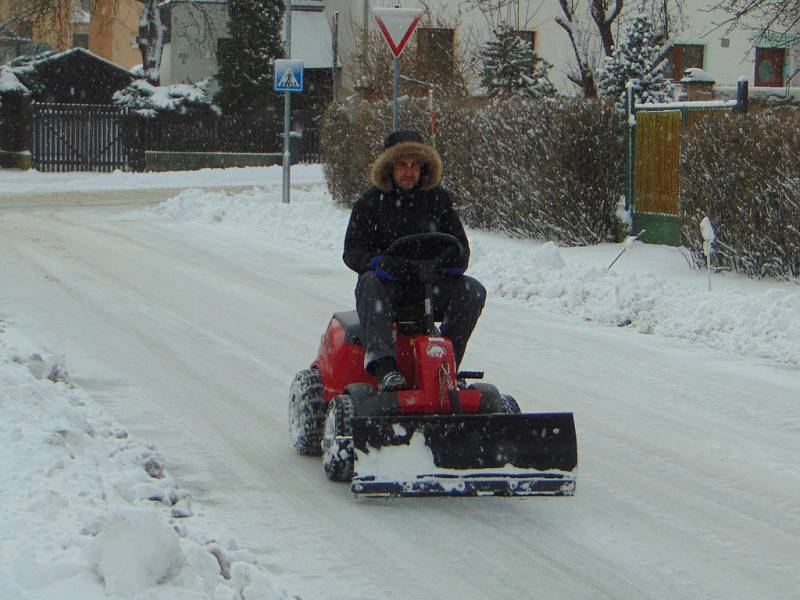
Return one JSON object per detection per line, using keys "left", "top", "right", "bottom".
{"left": 369, "top": 255, "right": 414, "bottom": 281}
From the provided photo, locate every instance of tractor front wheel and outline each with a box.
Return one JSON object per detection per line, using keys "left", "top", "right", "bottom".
{"left": 322, "top": 395, "right": 354, "bottom": 482}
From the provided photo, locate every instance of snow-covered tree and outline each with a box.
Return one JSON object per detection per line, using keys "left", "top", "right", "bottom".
{"left": 597, "top": 9, "right": 674, "bottom": 108}
{"left": 215, "top": 0, "right": 285, "bottom": 114}
{"left": 480, "top": 23, "right": 555, "bottom": 98}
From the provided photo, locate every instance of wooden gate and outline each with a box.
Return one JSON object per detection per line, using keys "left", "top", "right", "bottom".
{"left": 31, "top": 103, "right": 129, "bottom": 172}
{"left": 626, "top": 82, "right": 748, "bottom": 245}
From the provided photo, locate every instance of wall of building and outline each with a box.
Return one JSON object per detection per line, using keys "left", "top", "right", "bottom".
{"left": 160, "top": 0, "right": 229, "bottom": 89}
{"left": 89, "top": 0, "right": 142, "bottom": 69}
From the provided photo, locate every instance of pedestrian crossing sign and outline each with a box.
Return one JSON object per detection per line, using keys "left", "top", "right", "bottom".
{"left": 274, "top": 59, "right": 304, "bottom": 93}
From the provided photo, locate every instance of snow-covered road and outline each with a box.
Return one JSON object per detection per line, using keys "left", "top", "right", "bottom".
{"left": 1, "top": 176, "right": 799, "bottom": 599}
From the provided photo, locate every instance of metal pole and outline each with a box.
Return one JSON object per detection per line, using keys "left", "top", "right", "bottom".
{"left": 332, "top": 11, "right": 339, "bottom": 104}
{"left": 392, "top": 57, "right": 399, "bottom": 131}
{"left": 282, "top": 0, "right": 292, "bottom": 204}
{"left": 428, "top": 85, "right": 435, "bottom": 148}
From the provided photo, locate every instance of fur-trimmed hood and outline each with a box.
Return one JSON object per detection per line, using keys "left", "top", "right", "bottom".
{"left": 369, "top": 139, "right": 443, "bottom": 193}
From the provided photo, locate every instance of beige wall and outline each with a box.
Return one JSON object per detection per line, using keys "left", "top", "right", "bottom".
{"left": 90, "top": 0, "right": 142, "bottom": 68}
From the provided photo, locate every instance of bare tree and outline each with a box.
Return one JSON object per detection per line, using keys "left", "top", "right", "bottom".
{"left": 0, "top": 0, "right": 75, "bottom": 49}
{"left": 556, "top": 0, "right": 600, "bottom": 97}
{"left": 709, "top": 0, "right": 800, "bottom": 37}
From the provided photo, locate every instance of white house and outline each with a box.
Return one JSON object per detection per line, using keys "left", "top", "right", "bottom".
{"left": 324, "top": 0, "right": 798, "bottom": 97}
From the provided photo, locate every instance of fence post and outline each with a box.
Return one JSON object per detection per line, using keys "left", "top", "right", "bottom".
{"left": 625, "top": 81, "right": 636, "bottom": 232}
{"left": 735, "top": 78, "right": 749, "bottom": 113}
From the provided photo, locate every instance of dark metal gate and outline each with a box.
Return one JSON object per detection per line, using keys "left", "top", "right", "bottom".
{"left": 31, "top": 103, "right": 129, "bottom": 172}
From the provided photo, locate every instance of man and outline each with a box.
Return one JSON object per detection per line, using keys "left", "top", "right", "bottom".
{"left": 343, "top": 130, "right": 487, "bottom": 392}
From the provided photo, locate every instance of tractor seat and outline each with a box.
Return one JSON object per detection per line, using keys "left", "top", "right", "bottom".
{"left": 334, "top": 304, "right": 442, "bottom": 346}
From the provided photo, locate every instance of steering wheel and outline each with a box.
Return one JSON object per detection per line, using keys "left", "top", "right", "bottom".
{"left": 385, "top": 232, "right": 465, "bottom": 284}
{"left": 386, "top": 232, "right": 463, "bottom": 261}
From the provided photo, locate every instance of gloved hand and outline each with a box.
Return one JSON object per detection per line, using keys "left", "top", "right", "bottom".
{"left": 369, "top": 255, "right": 414, "bottom": 281}
{"left": 434, "top": 246, "right": 466, "bottom": 278}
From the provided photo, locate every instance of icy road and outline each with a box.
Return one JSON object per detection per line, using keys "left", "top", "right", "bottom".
{"left": 1, "top": 177, "right": 798, "bottom": 600}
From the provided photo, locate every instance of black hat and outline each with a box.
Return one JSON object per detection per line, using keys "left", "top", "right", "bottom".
{"left": 384, "top": 130, "right": 424, "bottom": 149}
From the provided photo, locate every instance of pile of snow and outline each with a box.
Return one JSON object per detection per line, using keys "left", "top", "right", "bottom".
{"left": 151, "top": 182, "right": 800, "bottom": 367}
{"left": 0, "top": 321, "right": 288, "bottom": 599}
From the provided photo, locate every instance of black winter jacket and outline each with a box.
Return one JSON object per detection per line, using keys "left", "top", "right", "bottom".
{"left": 343, "top": 185, "right": 470, "bottom": 277}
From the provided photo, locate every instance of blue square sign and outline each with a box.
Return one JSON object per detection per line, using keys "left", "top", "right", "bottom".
{"left": 274, "top": 59, "right": 304, "bottom": 93}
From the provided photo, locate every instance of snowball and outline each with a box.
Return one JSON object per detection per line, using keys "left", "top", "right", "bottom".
{"left": 86, "top": 509, "right": 184, "bottom": 598}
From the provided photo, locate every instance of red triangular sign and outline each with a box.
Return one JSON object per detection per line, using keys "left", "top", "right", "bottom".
{"left": 373, "top": 8, "right": 423, "bottom": 58}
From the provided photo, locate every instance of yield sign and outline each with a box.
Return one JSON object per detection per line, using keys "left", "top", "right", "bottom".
{"left": 373, "top": 7, "right": 423, "bottom": 58}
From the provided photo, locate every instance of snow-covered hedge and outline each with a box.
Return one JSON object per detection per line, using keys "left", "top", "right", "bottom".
{"left": 321, "top": 95, "right": 625, "bottom": 245}
{"left": 113, "top": 79, "right": 220, "bottom": 119}
{"left": 681, "top": 109, "right": 800, "bottom": 280}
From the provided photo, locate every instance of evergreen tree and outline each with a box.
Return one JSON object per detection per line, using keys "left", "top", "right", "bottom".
{"left": 597, "top": 10, "right": 674, "bottom": 109}
{"left": 215, "top": 0, "right": 285, "bottom": 113}
{"left": 480, "top": 24, "right": 555, "bottom": 99}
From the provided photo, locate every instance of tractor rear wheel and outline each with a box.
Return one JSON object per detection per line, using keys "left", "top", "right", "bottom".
{"left": 288, "top": 369, "right": 326, "bottom": 455}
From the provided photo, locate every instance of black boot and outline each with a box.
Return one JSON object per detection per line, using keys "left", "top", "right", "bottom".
{"left": 370, "top": 357, "right": 407, "bottom": 392}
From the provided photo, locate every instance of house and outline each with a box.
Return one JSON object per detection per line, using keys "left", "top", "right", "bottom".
{"left": 325, "top": 0, "right": 798, "bottom": 98}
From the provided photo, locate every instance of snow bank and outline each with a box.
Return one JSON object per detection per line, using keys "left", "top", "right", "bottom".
{"left": 0, "top": 320, "right": 288, "bottom": 599}
{"left": 150, "top": 184, "right": 800, "bottom": 367}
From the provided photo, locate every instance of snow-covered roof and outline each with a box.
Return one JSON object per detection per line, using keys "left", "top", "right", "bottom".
{"left": 18, "top": 47, "right": 135, "bottom": 77}
{"left": 288, "top": 9, "right": 336, "bottom": 69}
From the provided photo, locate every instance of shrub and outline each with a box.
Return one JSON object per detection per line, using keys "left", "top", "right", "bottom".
{"left": 680, "top": 109, "right": 800, "bottom": 279}
{"left": 321, "top": 95, "right": 625, "bottom": 245}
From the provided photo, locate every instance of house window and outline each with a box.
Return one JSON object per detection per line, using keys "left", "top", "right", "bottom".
{"left": 664, "top": 44, "right": 704, "bottom": 81}
{"left": 754, "top": 47, "right": 785, "bottom": 87}
{"left": 72, "top": 33, "right": 89, "bottom": 49}
{"left": 417, "top": 28, "right": 455, "bottom": 78}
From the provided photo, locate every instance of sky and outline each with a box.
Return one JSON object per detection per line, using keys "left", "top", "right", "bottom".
{"left": 1, "top": 164, "right": 798, "bottom": 599}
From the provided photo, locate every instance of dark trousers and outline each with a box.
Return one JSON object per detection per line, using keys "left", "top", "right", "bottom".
{"left": 355, "top": 271, "right": 487, "bottom": 371}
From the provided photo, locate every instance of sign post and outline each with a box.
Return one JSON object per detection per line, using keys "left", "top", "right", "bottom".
{"left": 372, "top": 7, "right": 422, "bottom": 131}
{"left": 276, "top": 0, "right": 304, "bottom": 204}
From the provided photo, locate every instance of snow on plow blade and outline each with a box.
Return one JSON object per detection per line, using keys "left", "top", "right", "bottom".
{"left": 350, "top": 413, "right": 577, "bottom": 498}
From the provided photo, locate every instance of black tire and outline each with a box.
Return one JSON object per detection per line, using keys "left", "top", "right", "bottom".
{"left": 288, "top": 369, "right": 326, "bottom": 455}
{"left": 322, "top": 395, "right": 354, "bottom": 482}
{"left": 499, "top": 394, "right": 521, "bottom": 414}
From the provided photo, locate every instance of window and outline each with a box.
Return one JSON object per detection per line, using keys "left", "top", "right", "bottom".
{"left": 754, "top": 47, "right": 785, "bottom": 87}
{"left": 512, "top": 30, "right": 536, "bottom": 53}
{"left": 416, "top": 28, "right": 455, "bottom": 79}
{"left": 664, "top": 44, "right": 704, "bottom": 81}
{"left": 72, "top": 33, "right": 89, "bottom": 49}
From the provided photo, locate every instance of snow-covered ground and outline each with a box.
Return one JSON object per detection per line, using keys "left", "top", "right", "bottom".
{"left": 1, "top": 165, "right": 798, "bottom": 599}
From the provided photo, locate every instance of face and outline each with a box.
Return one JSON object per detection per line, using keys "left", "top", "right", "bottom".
{"left": 392, "top": 155, "right": 423, "bottom": 191}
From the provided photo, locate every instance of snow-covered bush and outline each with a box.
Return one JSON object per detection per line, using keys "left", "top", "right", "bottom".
{"left": 597, "top": 10, "right": 674, "bottom": 109}
{"left": 321, "top": 94, "right": 625, "bottom": 245}
{"left": 681, "top": 109, "right": 800, "bottom": 279}
{"left": 113, "top": 79, "right": 220, "bottom": 119}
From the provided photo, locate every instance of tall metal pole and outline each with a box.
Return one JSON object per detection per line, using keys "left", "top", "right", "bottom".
{"left": 282, "top": 0, "right": 292, "bottom": 204}
{"left": 332, "top": 11, "right": 339, "bottom": 104}
{"left": 392, "top": 57, "right": 399, "bottom": 131}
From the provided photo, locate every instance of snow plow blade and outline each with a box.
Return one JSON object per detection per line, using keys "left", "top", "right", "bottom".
{"left": 350, "top": 413, "right": 577, "bottom": 498}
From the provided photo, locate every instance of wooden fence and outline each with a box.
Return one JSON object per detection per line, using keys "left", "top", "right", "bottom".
{"left": 31, "top": 103, "right": 129, "bottom": 172}
{"left": 29, "top": 103, "right": 322, "bottom": 172}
